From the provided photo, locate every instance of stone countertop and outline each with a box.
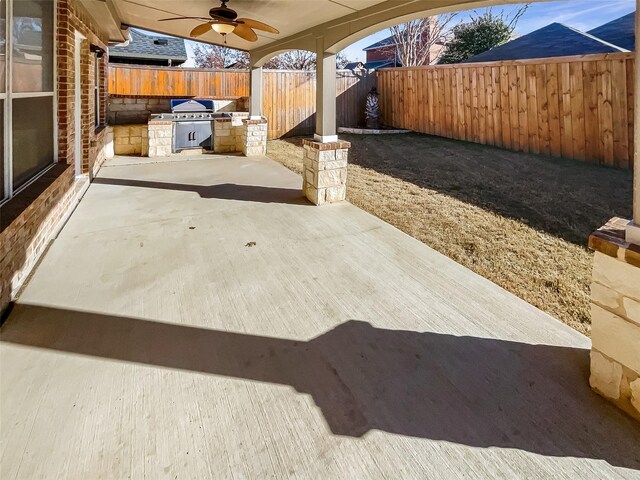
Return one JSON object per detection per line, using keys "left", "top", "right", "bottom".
{"left": 589, "top": 217, "right": 640, "bottom": 268}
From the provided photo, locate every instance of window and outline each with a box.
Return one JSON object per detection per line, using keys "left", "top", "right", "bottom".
{"left": 1, "top": 0, "right": 55, "bottom": 203}
{"left": 94, "top": 53, "right": 100, "bottom": 127}
{"left": 0, "top": 0, "right": 6, "bottom": 200}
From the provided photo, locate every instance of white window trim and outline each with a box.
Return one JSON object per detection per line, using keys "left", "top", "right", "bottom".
{"left": 1, "top": 0, "right": 58, "bottom": 205}
{"left": 11, "top": 92, "right": 55, "bottom": 98}
{"left": 94, "top": 53, "right": 101, "bottom": 128}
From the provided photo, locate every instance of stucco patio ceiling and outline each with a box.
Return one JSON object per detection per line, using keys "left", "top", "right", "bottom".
{"left": 97, "top": 0, "right": 519, "bottom": 57}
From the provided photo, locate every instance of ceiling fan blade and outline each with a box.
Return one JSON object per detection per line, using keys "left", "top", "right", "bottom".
{"left": 159, "top": 16, "right": 212, "bottom": 22}
{"left": 236, "top": 18, "right": 279, "bottom": 34}
{"left": 190, "top": 22, "right": 213, "bottom": 38}
{"left": 233, "top": 23, "right": 258, "bottom": 42}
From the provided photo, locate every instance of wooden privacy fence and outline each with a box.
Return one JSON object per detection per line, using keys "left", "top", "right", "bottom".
{"left": 108, "top": 65, "right": 376, "bottom": 139}
{"left": 377, "top": 53, "right": 635, "bottom": 169}
{"left": 262, "top": 70, "right": 376, "bottom": 138}
{"left": 108, "top": 65, "right": 250, "bottom": 97}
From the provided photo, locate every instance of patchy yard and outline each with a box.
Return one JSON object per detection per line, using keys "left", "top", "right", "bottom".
{"left": 267, "top": 133, "right": 634, "bottom": 336}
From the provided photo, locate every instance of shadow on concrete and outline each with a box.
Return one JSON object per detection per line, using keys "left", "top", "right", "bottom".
{"left": 93, "top": 177, "right": 307, "bottom": 205}
{"left": 2, "top": 304, "right": 640, "bottom": 469}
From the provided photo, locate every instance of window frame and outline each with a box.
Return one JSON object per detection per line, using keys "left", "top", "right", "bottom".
{"left": 1, "top": 0, "right": 58, "bottom": 205}
{"left": 94, "top": 51, "right": 100, "bottom": 128}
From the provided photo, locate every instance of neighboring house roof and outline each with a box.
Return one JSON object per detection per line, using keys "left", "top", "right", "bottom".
{"left": 464, "top": 23, "right": 627, "bottom": 63}
{"left": 363, "top": 35, "right": 396, "bottom": 51}
{"left": 109, "top": 29, "right": 188, "bottom": 63}
{"left": 364, "top": 59, "right": 398, "bottom": 70}
{"left": 344, "top": 61, "right": 365, "bottom": 70}
{"left": 587, "top": 12, "right": 635, "bottom": 51}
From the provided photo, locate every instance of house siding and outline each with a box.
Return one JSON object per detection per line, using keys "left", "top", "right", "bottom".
{"left": 1, "top": 0, "right": 114, "bottom": 315}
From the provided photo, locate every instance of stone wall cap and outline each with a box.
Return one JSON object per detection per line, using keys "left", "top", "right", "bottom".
{"left": 242, "top": 117, "right": 267, "bottom": 125}
{"left": 590, "top": 217, "right": 640, "bottom": 268}
{"left": 147, "top": 120, "right": 172, "bottom": 125}
{"left": 302, "top": 139, "right": 351, "bottom": 150}
{"left": 214, "top": 117, "right": 233, "bottom": 122}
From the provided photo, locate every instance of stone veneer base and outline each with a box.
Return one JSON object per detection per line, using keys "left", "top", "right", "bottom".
{"left": 213, "top": 114, "right": 251, "bottom": 154}
{"left": 301, "top": 139, "right": 350, "bottom": 205}
{"left": 588, "top": 217, "right": 640, "bottom": 422}
{"left": 241, "top": 118, "right": 268, "bottom": 156}
{"left": 112, "top": 113, "right": 262, "bottom": 158}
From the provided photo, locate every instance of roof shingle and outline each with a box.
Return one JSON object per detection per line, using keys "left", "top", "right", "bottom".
{"left": 109, "top": 29, "right": 188, "bottom": 63}
{"left": 587, "top": 11, "right": 635, "bottom": 52}
{"left": 464, "top": 23, "right": 626, "bottom": 63}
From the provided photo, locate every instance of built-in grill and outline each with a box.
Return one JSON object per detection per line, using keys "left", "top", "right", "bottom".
{"left": 150, "top": 99, "right": 231, "bottom": 152}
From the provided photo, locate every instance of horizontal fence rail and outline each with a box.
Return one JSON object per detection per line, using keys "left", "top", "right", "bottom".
{"left": 108, "top": 65, "right": 376, "bottom": 140}
{"left": 377, "top": 53, "right": 634, "bottom": 169}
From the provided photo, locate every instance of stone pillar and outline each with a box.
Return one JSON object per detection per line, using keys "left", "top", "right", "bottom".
{"left": 249, "top": 64, "right": 263, "bottom": 120}
{"left": 241, "top": 118, "right": 267, "bottom": 156}
{"left": 301, "top": 139, "right": 350, "bottom": 205}
{"left": 146, "top": 120, "right": 172, "bottom": 157}
{"left": 315, "top": 37, "right": 337, "bottom": 143}
{"left": 628, "top": 5, "right": 640, "bottom": 244}
{"left": 589, "top": 217, "right": 640, "bottom": 422}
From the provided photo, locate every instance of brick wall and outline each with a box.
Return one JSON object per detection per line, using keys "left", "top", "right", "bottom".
{"left": 108, "top": 96, "right": 249, "bottom": 125}
{"left": 0, "top": 166, "right": 88, "bottom": 312}
{"left": 366, "top": 48, "right": 394, "bottom": 63}
{"left": 1, "top": 0, "right": 113, "bottom": 315}
{"left": 57, "top": 0, "right": 110, "bottom": 173}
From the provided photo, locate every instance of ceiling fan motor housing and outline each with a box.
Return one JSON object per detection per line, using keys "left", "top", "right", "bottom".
{"left": 209, "top": 5, "right": 238, "bottom": 21}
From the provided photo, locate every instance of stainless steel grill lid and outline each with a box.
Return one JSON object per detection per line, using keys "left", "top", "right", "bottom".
{"left": 171, "top": 99, "right": 214, "bottom": 112}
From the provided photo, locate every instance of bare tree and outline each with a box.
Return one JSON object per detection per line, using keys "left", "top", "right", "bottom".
{"left": 263, "top": 50, "right": 351, "bottom": 70}
{"left": 192, "top": 43, "right": 249, "bottom": 69}
{"left": 385, "top": 15, "right": 457, "bottom": 67}
{"left": 263, "top": 50, "right": 315, "bottom": 70}
{"left": 192, "top": 45, "right": 352, "bottom": 71}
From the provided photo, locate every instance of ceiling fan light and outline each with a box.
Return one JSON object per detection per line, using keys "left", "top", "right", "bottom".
{"left": 212, "top": 22, "right": 235, "bottom": 34}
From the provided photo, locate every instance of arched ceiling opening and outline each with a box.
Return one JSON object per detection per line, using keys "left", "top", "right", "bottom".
{"left": 102, "top": 0, "right": 560, "bottom": 56}
{"left": 246, "top": 0, "right": 548, "bottom": 62}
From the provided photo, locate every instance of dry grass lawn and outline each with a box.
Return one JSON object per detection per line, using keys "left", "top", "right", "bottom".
{"left": 267, "top": 133, "right": 634, "bottom": 336}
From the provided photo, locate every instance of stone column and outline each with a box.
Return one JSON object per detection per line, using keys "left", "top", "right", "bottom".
{"left": 589, "top": 2, "right": 640, "bottom": 422}
{"left": 589, "top": 218, "right": 640, "bottom": 422}
{"left": 249, "top": 64, "right": 263, "bottom": 120}
{"left": 302, "top": 139, "right": 349, "bottom": 205}
{"left": 241, "top": 118, "right": 267, "bottom": 156}
{"left": 315, "top": 37, "right": 337, "bottom": 143}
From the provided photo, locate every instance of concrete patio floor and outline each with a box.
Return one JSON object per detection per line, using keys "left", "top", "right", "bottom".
{"left": 1, "top": 154, "right": 639, "bottom": 479}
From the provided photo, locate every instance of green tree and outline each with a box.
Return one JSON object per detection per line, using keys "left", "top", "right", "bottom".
{"left": 439, "top": 6, "right": 529, "bottom": 64}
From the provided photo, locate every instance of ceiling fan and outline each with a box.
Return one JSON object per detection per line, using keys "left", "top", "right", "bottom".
{"left": 159, "top": 0, "right": 279, "bottom": 43}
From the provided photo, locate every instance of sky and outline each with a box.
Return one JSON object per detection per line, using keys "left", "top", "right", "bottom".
{"left": 181, "top": 0, "right": 635, "bottom": 66}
